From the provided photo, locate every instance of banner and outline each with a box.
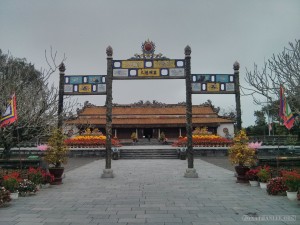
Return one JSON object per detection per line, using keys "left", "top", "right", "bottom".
{"left": 279, "top": 85, "right": 295, "bottom": 130}
{"left": 0, "top": 93, "right": 18, "bottom": 128}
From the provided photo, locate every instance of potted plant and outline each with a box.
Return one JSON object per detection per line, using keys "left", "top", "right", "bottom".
{"left": 246, "top": 168, "right": 259, "bottom": 186}
{"left": 228, "top": 129, "right": 257, "bottom": 183}
{"left": 2, "top": 172, "right": 21, "bottom": 199}
{"left": 257, "top": 165, "right": 271, "bottom": 189}
{"left": 44, "top": 128, "right": 69, "bottom": 185}
{"left": 0, "top": 187, "right": 11, "bottom": 205}
{"left": 27, "top": 167, "right": 44, "bottom": 188}
{"left": 41, "top": 171, "right": 54, "bottom": 188}
{"left": 281, "top": 170, "right": 300, "bottom": 200}
{"left": 18, "top": 179, "right": 37, "bottom": 196}
{"left": 159, "top": 132, "right": 166, "bottom": 142}
{"left": 131, "top": 132, "right": 138, "bottom": 143}
{"left": 266, "top": 177, "right": 288, "bottom": 196}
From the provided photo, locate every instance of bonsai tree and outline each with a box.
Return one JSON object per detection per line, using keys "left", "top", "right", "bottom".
{"left": 44, "top": 129, "right": 69, "bottom": 168}
{"left": 160, "top": 132, "right": 166, "bottom": 142}
{"left": 228, "top": 129, "right": 257, "bottom": 183}
{"left": 228, "top": 129, "right": 256, "bottom": 167}
{"left": 131, "top": 132, "right": 137, "bottom": 143}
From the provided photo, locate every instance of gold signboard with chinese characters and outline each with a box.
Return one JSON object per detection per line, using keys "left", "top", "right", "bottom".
{"left": 113, "top": 59, "right": 185, "bottom": 79}
{"left": 64, "top": 75, "right": 106, "bottom": 95}
{"left": 138, "top": 69, "right": 160, "bottom": 77}
{"left": 191, "top": 74, "right": 236, "bottom": 94}
{"left": 153, "top": 60, "right": 175, "bottom": 68}
{"left": 122, "top": 61, "right": 144, "bottom": 69}
{"left": 207, "top": 83, "right": 220, "bottom": 92}
{"left": 79, "top": 84, "right": 92, "bottom": 93}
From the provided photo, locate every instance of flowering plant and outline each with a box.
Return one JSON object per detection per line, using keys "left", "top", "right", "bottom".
{"left": 246, "top": 168, "right": 259, "bottom": 181}
{"left": 37, "top": 144, "right": 48, "bottom": 151}
{"left": 267, "top": 177, "right": 288, "bottom": 195}
{"left": 248, "top": 142, "right": 262, "bottom": 151}
{"left": 44, "top": 129, "right": 69, "bottom": 168}
{"left": 0, "top": 187, "right": 11, "bottom": 206}
{"left": 173, "top": 127, "right": 233, "bottom": 147}
{"left": 257, "top": 165, "right": 271, "bottom": 183}
{"left": 281, "top": 170, "right": 300, "bottom": 192}
{"left": 27, "top": 167, "right": 44, "bottom": 185}
{"left": 65, "top": 135, "right": 121, "bottom": 147}
{"left": 228, "top": 130, "right": 256, "bottom": 166}
{"left": 41, "top": 171, "right": 54, "bottom": 184}
{"left": 18, "top": 179, "right": 37, "bottom": 194}
{"left": 2, "top": 172, "right": 21, "bottom": 193}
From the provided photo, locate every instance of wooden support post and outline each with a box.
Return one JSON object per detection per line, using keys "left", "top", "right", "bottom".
{"left": 58, "top": 63, "right": 65, "bottom": 129}
{"left": 102, "top": 46, "right": 114, "bottom": 178}
{"left": 184, "top": 45, "right": 198, "bottom": 178}
{"left": 234, "top": 61, "right": 242, "bottom": 131}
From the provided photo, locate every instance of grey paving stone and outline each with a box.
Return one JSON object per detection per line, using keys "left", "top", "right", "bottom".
{"left": 192, "top": 222, "right": 221, "bottom": 225}
{"left": 0, "top": 159, "right": 299, "bottom": 225}
{"left": 109, "top": 214, "right": 136, "bottom": 219}
{"left": 43, "top": 218, "right": 68, "bottom": 223}
{"left": 15, "top": 218, "right": 44, "bottom": 222}
{"left": 128, "top": 223, "right": 164, "bottom": 225}
{"left": 88, "top": 218, "right": 119, "bottom": 223}
{"left": 165, "top": 223, "right": 193, "bottom": 225}
{"left": 136, "top": 214, "right": 175, "bottom": 218}
{"left": 43, "top": 223, "right": 71, "bottom": 225}
{"left": 0, "top": 222, "right": 16, "bottom": 225}
{"left": 0, "top": 218, "right": 16, "bottom": 222}
{"left": 88, "top": 214, "right": 110, "bottom": 219}
{"left": 118, "top": 218, "right": 146, "bottom": 223}
{"left": 14, "top": 223, "right": 44, "bottom": 225}
{"left": 69, "top": 223, "right": 98, "bottom": 225}
{"left": 146, "top": 217, "right": 182, "bottom": 223}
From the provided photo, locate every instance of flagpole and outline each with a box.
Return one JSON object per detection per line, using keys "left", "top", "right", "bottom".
{"left": 16, "top": 123, "right": 22, "bottom": 169}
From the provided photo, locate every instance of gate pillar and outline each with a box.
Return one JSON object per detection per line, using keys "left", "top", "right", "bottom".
{"left": 184, "top": 45, "right": 198, "bottom": 178}
{"left": 102, "top": 46, "right": 114, "bottom": 178}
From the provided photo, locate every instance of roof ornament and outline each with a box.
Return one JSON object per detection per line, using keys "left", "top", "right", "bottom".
{"left": 130, "top": 39, "right": 169, "bottom": 59}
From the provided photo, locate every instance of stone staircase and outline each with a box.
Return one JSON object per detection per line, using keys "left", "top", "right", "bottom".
{"left": 120, "top": 138, "right": 176, "bottom": 146}
{"left": 120, "top": 146, "right": 178, "bottom": 159}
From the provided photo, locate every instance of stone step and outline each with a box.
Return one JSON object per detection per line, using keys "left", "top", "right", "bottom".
{"left": 120, "top": 148, "right": 178, "bottom": 159}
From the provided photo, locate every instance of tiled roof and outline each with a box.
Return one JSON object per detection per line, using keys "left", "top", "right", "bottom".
{"left": 67, "top": 105, "right": 233, "bottom": 125}
{"left": 67, "top": 117, "right": 233, "bottom": 125}
{"left": 79, "top": 105, "right": 215, "bottom": 115}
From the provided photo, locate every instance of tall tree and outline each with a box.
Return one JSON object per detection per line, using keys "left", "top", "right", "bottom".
{"left": 243, "top": 39, "right": 300, "bottom": 126}
{"left": 0, "top": 49, "right": 69, "bottom": 158}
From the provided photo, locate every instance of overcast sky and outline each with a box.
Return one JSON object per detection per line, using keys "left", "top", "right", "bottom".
{"left": 1, "top": 0, "right": 300, "bottom": 127}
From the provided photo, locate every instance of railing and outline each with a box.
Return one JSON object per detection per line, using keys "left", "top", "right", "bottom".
{"left": 249, "top": 135, "right": 298, "bottom": 145}
{"left": 0, "top": 147, "right": 107, "bottom": 158}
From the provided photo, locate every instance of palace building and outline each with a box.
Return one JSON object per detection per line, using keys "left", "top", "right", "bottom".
{"left": 65, "top": 102, "right": 234, "bottom": 140}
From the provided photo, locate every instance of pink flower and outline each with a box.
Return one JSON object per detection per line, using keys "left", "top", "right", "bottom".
{"left": 37, "top": 144, "right": 48, "bottom": 151}
{"left": 248, "top": 142, "right": 262, "bottom": 149}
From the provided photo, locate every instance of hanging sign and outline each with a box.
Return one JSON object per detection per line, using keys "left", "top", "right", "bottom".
{"left": 191, "top": 74, "right": 236, "bottom": 94}
{"left": 63, "top": 75, "right": 106, "bottom": 95}
{"left": 112, "top": 59, "right": 185, "bottom": 79}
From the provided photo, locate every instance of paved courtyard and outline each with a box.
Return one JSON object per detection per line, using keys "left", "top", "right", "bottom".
{"left": 0, "top": 159, "right": 299, "bottom": 225}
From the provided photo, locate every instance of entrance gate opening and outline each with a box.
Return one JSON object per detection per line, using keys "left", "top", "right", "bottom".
{"left": 143, "top": 128, "right": 153, "bottom": 139}
{"left": 60, "top": 40, "right": 241, "bottom": 179}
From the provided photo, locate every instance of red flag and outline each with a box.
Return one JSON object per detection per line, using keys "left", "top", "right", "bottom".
{"left": 0, "top": 93, "right": 18, "bottom": 128}
{"left": 279, "top": 85, "right": 295, "bottom": 130}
